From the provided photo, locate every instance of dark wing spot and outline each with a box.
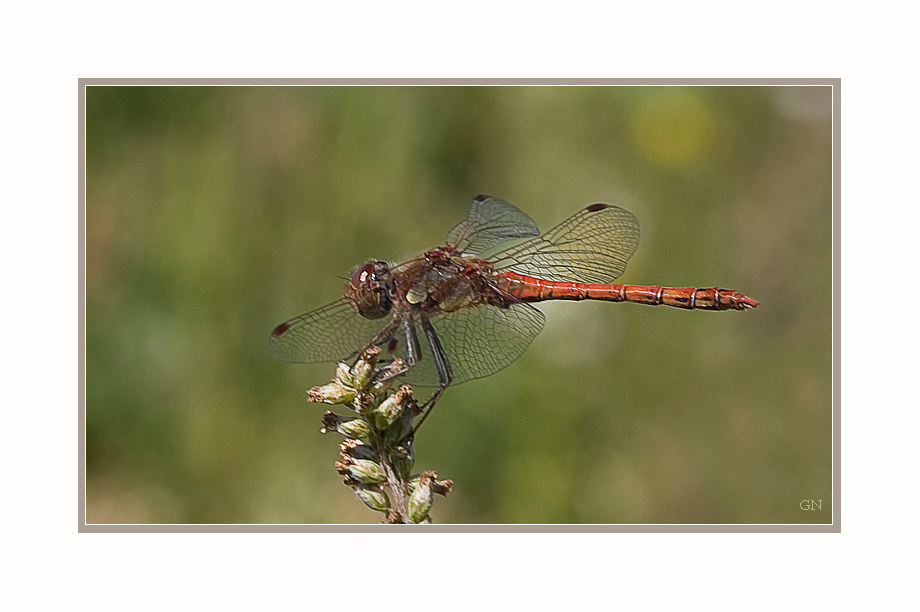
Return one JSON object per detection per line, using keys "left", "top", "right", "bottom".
{"left": 271, "top": 322, "right": 291, "bottom": 337}
{"left": 586, "top": 203, "right": 608, "bottom": 212}
{"left": 473, "top": 194, "right": 488, "bottom": 202}
{"left": 387, "top": 336, "right": 400, "bottom": 355}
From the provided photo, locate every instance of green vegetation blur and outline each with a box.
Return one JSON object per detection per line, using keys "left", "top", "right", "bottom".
{"left": 86, "top": 86, "right": 832, "bottom": 524}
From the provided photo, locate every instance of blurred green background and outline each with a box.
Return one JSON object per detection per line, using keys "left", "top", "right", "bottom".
{"left": 85, "top": 85, "right": 832, "bottom": 524}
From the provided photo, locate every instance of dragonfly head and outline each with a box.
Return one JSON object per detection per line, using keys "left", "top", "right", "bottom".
{"left": 345, "top": 261, "right": 392, "bottom": 319}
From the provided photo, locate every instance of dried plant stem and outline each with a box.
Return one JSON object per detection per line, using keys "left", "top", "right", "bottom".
{"left": 309, "top": 347, "right": 452, "bottom": 524}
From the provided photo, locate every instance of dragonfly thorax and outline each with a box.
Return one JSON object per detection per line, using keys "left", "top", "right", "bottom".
{"left": 396, "top": 248, "right": 502, "bottom": 313}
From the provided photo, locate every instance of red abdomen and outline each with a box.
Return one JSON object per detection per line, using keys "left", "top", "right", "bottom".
{"left": 497, "top": 272, "right": 759, "bottom": 311}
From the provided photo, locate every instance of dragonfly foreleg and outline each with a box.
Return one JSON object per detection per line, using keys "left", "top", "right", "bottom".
{"left": 411, "top": 314, "right": 454, "bottom": 436}
{"left": 363, "top": 317, "right": 420, "bottom": 386}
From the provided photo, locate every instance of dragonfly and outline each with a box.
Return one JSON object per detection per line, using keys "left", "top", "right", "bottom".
{"left": 271, "top": 194, "right": 758, "bottom": 430}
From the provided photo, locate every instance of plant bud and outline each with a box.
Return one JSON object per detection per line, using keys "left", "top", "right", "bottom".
{"left": 354, "top": 487, "right": 390, "bottom": 513}
{"left": 384, "top": 393, "right": 420, "bottom": 445}
{"left": 374, "top": 386, "right": 411, "bottom": 430}
{"left": 347, "top": 458, "right": 387, "bottom": 485}
{"left": 307, "top": 382, "right": 355, "bottom": 405}
{"left": 321, "top": 412, "right": 371, "bottom": 440}
{"left": 407, "top": 473, "right": 434, "bottom": 524}
{"left": 338, "top": 418, "right": 371, "bottom": 440}
{"left": 334, "top": 362, "right": 354, "bottom": 386}
{"left": 351, "top": 348, "right": 380, "bottom": 389}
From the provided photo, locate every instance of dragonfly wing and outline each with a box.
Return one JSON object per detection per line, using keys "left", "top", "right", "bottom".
{"left": 385, "top": 303, "right": 546, "bottom": 386}
{"left": 269, "top": 298, "right": 393, "bottom": 364}
{"left": 446, "top": 194, "right": 540, "bottom": 256}
{"left": 489, "top": 203, "right": 640, "bottom": 284}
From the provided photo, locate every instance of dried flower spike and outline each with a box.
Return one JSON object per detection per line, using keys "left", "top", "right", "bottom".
{"left": 306, "top": 348, "right": 451, "bottom": 522}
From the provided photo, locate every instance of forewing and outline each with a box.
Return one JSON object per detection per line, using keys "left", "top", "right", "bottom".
{"left": 489, "top": 204, "right": 640, "bottom": 284}
{"left": 446, "top": 194, "right": 540, "bottom": 255}
{"left": 269, "top": 298, "right": 391, "bottom": 364}
{"left": 386, "top": 303, "right": 546, "bottom": 386}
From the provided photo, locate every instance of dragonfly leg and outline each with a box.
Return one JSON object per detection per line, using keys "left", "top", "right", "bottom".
{"left": 348, "top": 318, "right": 399, "bottom": 364}
{"left": 410, "top": 315, "right": 454, "bottom": 436}
{"left": 403, "top": 316, "right": 423, "bottom": 369}
{"left": 366, "top": 317, "right": 419, "bottom": 384}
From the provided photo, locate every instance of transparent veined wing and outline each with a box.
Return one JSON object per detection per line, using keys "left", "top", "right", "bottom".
{"left": 270, "top": 298, "right": 393, "bottom": 364}
{"left": 381, "top": 302, "right": 546, "bottom": 386}
{"left": 446, "top": 194, "right": 540, "bottom": 256}
{"left": 489, "top": 203, "right": 640, "bottom": 284}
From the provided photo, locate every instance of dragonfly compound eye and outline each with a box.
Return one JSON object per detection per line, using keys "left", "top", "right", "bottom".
{"left": 345, "top": 261, "right": 392, "bottom": 319}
